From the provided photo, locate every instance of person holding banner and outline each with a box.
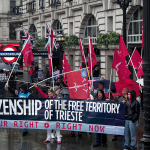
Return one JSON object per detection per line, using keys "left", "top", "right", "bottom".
{"left": 34, "top": 84, "right": 61, "bottom": 144}
{"left": 124, "top": 90, "right": 140, "bottom": 150}
{"left": 108, "top": 88, "right": 128, "bottom": 141}
{"left": 93, "top": 89, "right": 109, "bottom": 147}
{"left": 5, "top": 82, "right": 33, "bottom": 136}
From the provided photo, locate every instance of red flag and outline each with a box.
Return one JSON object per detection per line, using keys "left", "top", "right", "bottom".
{"left": 80, "top": 64, "right": 82, "bottom": 69}
{"left": 128, "top": 49, "right": 143, "bottom": 69}
{"left": 63, "top": 53, "right": 71, "bottom": 84}
{"left": 142, "top": 20, "right": 144, "bottom": 48}
{"left": 48, "top": 36, "right": 52, "bottom": 75}
{"left": 112, "top": 48, "right": 131, "bottom": 83}
{"left": 88, "top": 37, "right": 97, "bottom": 75}
{"left": 22, "top": 36, "right": 34, "bottom": 67}
{"left": 79, "top": 38, "right": 86, "bottom": 65}
{"left": 137, "top": 68, "right": 143, "bottom": 78}
{"left": 67, "top": 70, "right": 90, "bottom": 99}
{"left": 118, "top": 35, "right": 129, "bottom": 64}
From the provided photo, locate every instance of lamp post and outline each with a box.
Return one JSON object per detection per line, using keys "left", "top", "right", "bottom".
{"left": 140, "top": 0, "right": 150, "bottom": 147}
{"left": 56, "top": 34, "right": 65, "bottom": 85}
{"left": 117, "top": 0, "right": 131, "bottom": 45}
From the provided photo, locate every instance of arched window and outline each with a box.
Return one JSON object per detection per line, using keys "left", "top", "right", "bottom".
{"left": 52, "top": 20, "right": 63, "bottom": 34}
{"left": 127, "top": 7, "right": 143, "bottom": 44}
{"left": 84, "top": 15, "right": 99, "bottom": 45}
{"left": 29, "top": 24, "right": 38, "bottom": 40}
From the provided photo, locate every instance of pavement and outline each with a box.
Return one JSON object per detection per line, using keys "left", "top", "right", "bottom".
{"left": 0, "top": 112, "right": 150, "bottom": 150}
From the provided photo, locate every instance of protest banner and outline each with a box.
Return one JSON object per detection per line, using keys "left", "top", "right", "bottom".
{"left": 0, "top": 98, "right": 126, "bottom": 135}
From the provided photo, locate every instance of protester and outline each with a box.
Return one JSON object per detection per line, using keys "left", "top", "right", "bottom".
{"left": 53, "top": 66, "right": 58, "bottom": 72}
{"left": 55, "top": 78, "right": 61, "bottom": 86}
{"left": 55, "top": 86, "right": 63, "bottom": 98}
{"left": 109, "top": 87, "right": 129, "bottom": 141}
{"left": 34, "top": 83, "right": 61, "bottom": 144}
{"left": 28, "top": 66, "right": 35, "bottom": 83}
{"left": 93, "top": 89, "right": 109, "bottom": 147}
{"left": 91, "top": 82, "right": 108, "bottom": 99}
{"left": 5, "top": 82, "right": 32, "bottom": 135}
{"left": 93, "top": 67, "right": 99, "bottom": 77}
{"left": 124, "top": 90, "right": 140, "bottom": 150}
{"left": 34, "top": 62, "right": 39, "bottom": 78}
{"left": 9, "top": 70, "right": 17, "bottom": 88}
{"left": 43, "top": 66, "right": 50, "bottom": 84}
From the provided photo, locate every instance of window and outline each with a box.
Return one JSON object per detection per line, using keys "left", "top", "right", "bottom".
{"left": 39, "top": 0, "right": 45, "bottom": 9}
{"left": 49, "top": 0, "right": 61, "bottom": 7}
{"left": 10, "top": 1, "right": 16, "bottom": 14}
{"left": 127, "top": 7, "right": 143, "bottom": 44}
{"left": 29, "top": 24, "right": 38, "bottom": 40}
{"left": 84, "top": 15, "right": 99, "bottom": 45}
{"left": 26, "top": 1, "right": 36, "bottom": 12}
{"left": 53, "top": 20, "right": 63, "bottom": 34}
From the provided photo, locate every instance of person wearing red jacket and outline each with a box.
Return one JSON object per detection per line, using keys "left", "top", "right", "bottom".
{"left": 28, "top": 66, "right": 35, "bottom": 83}
{"left": 34, "top": 84, "right": 61, "bottom": 144}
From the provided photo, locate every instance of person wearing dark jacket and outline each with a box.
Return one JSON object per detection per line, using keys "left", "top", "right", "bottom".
{"left": 93, "top": 89, "right": 109, "bottom": 147}
{"left": 5, "top": 82, "right": 32, "bottom": 135}
{"left": 124, "top": 90, "right": 140, "bottom": 150}
{"left": 34, "top": 84, "right": 61, "bottom": 144}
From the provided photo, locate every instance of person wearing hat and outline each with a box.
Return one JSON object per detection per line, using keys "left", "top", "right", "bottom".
{"left": 5, "top": 82, "right": 33, "bottom": 135}
{"left": 34, "top": 83, "right": 61, "bottom": 144}
{"left": 55, "top": 86, "right": 63, "bottom": 98}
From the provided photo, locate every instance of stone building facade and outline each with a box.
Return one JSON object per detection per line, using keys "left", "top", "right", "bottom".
{"left": 0, "top": 0, "right": 144, "bottom": 82}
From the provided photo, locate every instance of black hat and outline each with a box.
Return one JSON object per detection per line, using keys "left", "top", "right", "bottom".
{"left": 19, "top": 84, "right": 28, "bottom": 94}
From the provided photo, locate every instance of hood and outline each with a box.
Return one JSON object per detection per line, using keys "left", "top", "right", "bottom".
{"left": 97, "top": 89, "right": 105, "bottom": 99}
{"left": 129, "top": 90, "right": 136, "bottom": 102}
{"left": 19, "top": 84, "right": 28, "bottom": 94}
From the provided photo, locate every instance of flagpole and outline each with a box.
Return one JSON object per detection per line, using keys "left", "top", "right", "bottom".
{"left": 79, "top": 38, "right": 91, "bottom": 81}
{"left": 6, "top": 36, "right": 29, "bottom": 84}
{"left": 109, "top": 68, "right": 113, "bottom": 99}
{"left": 29, "top": 67, "right": 89, "bottom": 89}
{"left": 89, "top": 36, "right": 93, "bottom": 87}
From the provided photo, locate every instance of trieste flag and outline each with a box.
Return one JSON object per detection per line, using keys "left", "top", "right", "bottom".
{"left": 67, "top": 70, "right": 90, "bottom": 99}
{"left": 22, "top": 35, "right": 34, "bottom": 67}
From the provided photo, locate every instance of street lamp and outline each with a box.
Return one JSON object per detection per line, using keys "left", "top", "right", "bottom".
{"left": 140, "top": 0, "right": 150, "bottom": 146}
{"left": 56, "top": 33, "right": 65, "bottom": 86}
{"left": 117, "top": 0, "right": 131, "bottom": 45}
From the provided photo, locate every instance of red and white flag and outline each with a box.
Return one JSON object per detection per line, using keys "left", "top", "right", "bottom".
{"left": 48, "top": 36, "right": 53, "bottom": 75}
{"left": 128, "top": 49, "right": 143, "bottom": 69}
{"left": 118, "top": 35, "right": 129, "bottom": 64}
{"left": 128, "top": 49, "right": 143, "bottom": 78}
{"left": 88, "top": 37, "right": 97, "bottom": 75}
{"left": 22, "top": 36, "right": 34, "bottom": 67}
{"left": 142, "top": 20, "right": 144, "bottom": 48}
{"left": 112, "top": 48, "right": 131, "bottom": 83}
{"left": 79, "top": 38, "right": 86, "bottom": 66}
{"left": 67, "top": 70, "right": 90, "bottom": 99}
{"left": 63, "top": 53, "right": 71, "bottom": 84}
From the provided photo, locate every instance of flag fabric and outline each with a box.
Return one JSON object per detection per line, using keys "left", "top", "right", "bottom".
{"left": 80, "top": 64, "right": 82, "bottom": 69}
{"left": 112, "top": 48, "right": 131, "bottom": 83}
{"left": 142, "top": 20, "right": 144, "bottom": 48}
{"left": 128, "top": 49, "right": 143, "bottom": 69}
{"left": 48, "top": 36, "right": 53, "bottom": 75}
{"left": 118, "top": 35, "right": 129, "bottom": 64}
{"left": 22, "top": 28, "right": 33, "bottom": 47}
{"left": 79, "top": 38, "right": 86, "bottom": 65}
{"left": 137, "top": 68, "right": 143, "bottom": 78}
{"left": 67, "top": 70, "right": 90, "bottom": 99}
{"left": 22, "top": 36, "right": 34, "bottom": 67}
{"left": 63, "top": 53, "right": 71, "bottom": 84}
{"left": 88, "top": 37, "right": 97, "bottom": 75}
{"left": 53, "top": 70, "right": 60, "bottom": 80}
{"left": 45, "top": 23, "right": 57, "bottom": 49}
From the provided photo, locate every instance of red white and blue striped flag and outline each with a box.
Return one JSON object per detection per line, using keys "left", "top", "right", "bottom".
{"left": 22, "top": 28, "right": 33, "bottom": 48}
{"left": 45, "top": 23, "right": 57, "bottom": 49}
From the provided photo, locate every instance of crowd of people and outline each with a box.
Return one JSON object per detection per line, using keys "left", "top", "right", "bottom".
{"left": 5, "top": 69, "right": 142, "bottom": 150}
